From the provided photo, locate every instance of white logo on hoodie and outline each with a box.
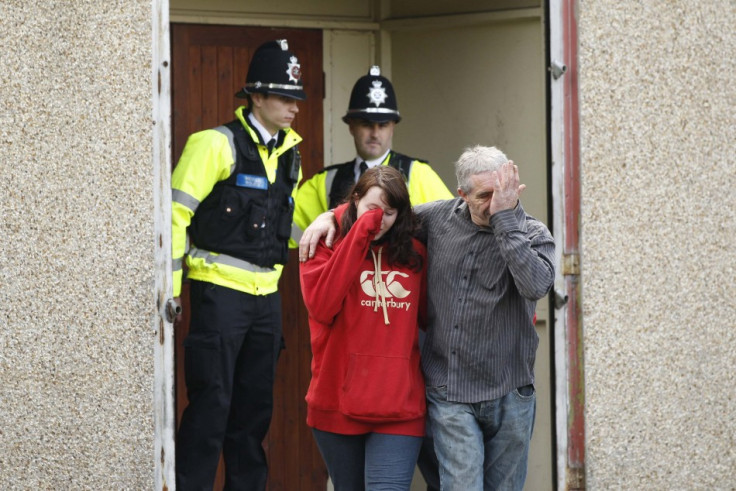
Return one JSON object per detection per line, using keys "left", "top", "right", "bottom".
{"left": 359, "top": 270, "right": 412, "bottom": 312}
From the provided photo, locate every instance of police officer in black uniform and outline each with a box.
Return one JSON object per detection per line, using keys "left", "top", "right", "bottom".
{"left": 172, "top": 39, "right": 305, "bottom": 490}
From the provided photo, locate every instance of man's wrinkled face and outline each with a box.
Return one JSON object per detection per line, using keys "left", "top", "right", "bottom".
{"left": 348, "top": 119, "right": 395, "bottom": 161}
{"left": 458, "top": 171, "right": 496, "bottom": 227}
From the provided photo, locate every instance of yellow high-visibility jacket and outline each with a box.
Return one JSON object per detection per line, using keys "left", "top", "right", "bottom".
{"left": 293, "top": 151, "right": 453, "bottom": 241}
{"left": 172, "top": 106, "right": 303, "bottom": 297}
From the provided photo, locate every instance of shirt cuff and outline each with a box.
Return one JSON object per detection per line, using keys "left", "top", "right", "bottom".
{"left": 489, "top": 201, "right": 525, "bottom": 233}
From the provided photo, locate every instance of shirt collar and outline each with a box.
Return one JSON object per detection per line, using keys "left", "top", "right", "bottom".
{"left": 247, "top": 112, "right": 280, "bottom": 146}
{"left": 454, "top": 199, "right": 473, "bottom": 221}
{"left": 354, "top": 149, "right": 391, "bottom": 174}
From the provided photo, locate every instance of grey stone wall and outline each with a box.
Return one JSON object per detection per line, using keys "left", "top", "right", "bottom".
{"left": 578, "top": 1, "right": 736, "bottom": 488}
{"left": 0, "top": 1, "right": 155, "bottom": 488}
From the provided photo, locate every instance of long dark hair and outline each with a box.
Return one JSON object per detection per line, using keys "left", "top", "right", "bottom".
{"left": 340, "top": 166, "right": 422, "bottom": 271}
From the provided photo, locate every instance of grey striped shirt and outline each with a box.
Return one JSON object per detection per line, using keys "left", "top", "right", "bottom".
{"left": 415, "top": 198, "right": 555, "bottom": 403}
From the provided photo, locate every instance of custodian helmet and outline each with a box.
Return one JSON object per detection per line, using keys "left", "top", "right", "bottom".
{"left": 235, "top": 39, "right": 306, "bottom": 100}
{"left": 342, "top": 65, "right": 401, "bottom": 124}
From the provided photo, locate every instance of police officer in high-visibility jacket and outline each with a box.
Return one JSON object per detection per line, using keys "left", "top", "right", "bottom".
{"left": 293, "top": 66, "right": 453, "bottom": 242}
{"left": 172, "top": 39, "right": 305, "bottom": 490}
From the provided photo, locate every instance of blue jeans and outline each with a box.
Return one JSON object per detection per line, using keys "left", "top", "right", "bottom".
{"left": 312, "top": 428, "right": 422, "bottom": 491}
{"left": 426, "top": 385, "right": 536, "bottom": 491}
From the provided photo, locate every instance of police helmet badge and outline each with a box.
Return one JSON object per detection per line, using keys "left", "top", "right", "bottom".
{"left": 286, "top": 55, "right": 302, "bottom": 84}
{"left": 367, "top": 81, "right": 388, "bottom": 107}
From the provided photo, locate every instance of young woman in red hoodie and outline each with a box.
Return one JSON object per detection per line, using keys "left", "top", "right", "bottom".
{"left": 300, "top": 165, "right": 427, "bottom": 490}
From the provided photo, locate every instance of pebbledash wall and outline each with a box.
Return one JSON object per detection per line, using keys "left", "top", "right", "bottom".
{"left": 577, "top": 1, "right": 736, "bottom": 489}
{"left": 1, "top": 0, "right": 735, "bottom": 489}
{"left": 0, "top": 1, "right": 156, "bottom": 488}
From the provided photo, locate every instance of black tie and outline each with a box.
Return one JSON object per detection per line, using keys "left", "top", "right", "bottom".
{"left": 267, "top": 139, "right": 276, "bottom": 155}
{"left": 359, "top": 161, "right": 368, "bottom": 176}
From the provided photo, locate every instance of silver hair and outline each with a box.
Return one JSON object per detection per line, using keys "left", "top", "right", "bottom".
{"left": 454, "top": 145, "right": 509, "bottom": 193}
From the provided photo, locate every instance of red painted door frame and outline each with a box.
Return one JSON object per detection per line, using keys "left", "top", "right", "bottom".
{"left": 562, "top": 0, "right": 584, "bottom": 486}
{"left": 550, "top": 0, "right": 585, "bottom": 488}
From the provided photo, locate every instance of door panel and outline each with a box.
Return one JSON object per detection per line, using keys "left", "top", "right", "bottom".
{"left": 389, "top": 15, "right": 553, "bottom": 490}
{"left": 171, "top": 23, "right": 326, "bottom": 490}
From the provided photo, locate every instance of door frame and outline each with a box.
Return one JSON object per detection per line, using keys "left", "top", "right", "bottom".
{"left": 549, "top": 0, "right": 585, "bottom": 489}
{"left": 153, "top": 1, "right": 586, "bottom": 490}
{"left": 153, "top": 0, "right": 176, "bottom": 489}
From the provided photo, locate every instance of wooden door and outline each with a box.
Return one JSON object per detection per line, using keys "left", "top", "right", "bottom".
{"left": 171, "top": 23, "right": 326, "bottom": 490}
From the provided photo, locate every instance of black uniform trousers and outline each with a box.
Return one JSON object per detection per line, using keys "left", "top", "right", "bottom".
{"left": 176, "top": 280, "right": 282, "bottom": 491}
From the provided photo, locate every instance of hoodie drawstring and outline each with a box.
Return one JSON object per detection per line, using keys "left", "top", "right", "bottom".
{"left": 371, "top": 247, "right": 390, "bottom": 325}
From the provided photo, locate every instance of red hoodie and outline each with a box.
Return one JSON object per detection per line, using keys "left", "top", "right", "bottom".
{"left": 299, "top": 205, "right": 427, "bottom": 436}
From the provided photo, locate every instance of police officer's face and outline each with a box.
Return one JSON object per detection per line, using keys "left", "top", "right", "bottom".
{"left": 349, "top": 120, "right": 395, "bottom": 161}
{"left": 251, "top": 93, "right": 299, "bottom": 134}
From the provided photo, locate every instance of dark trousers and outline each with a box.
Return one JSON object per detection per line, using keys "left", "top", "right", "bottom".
{"left": 416, "top": 332, "right": 441, "bottom": 491}
{"left": 176, "top": 280, "right": 283, "bottom": 491}
{"left": 416, "top": 433, "right": 440, "bottom": 491}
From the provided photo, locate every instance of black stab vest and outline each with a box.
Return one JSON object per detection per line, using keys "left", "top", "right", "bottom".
{"left": 189, "top": 120, "right": 301, "bottom": 268}
{"left": 327, "top": 151, "right": 417, "bottom": 209}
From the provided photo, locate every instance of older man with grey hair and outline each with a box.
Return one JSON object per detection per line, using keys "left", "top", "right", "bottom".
{"left": 299, "top": 145, "right": 555, "bottom": 490}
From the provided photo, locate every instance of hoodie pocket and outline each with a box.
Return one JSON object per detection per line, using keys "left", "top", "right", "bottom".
{"left": 339, "top": 353, "right": 424, "bottom": 423}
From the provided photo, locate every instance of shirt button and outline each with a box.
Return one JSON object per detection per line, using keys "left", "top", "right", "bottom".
{"left": 454, "top": 325, "right": 458, "bottom": 329}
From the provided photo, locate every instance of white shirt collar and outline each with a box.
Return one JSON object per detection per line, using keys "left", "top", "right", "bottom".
{"left": 354, "top": 149, "right": 391, "bottom": 179}
{"left": 247, "top": 112, "right": 279, "bottom": 145}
